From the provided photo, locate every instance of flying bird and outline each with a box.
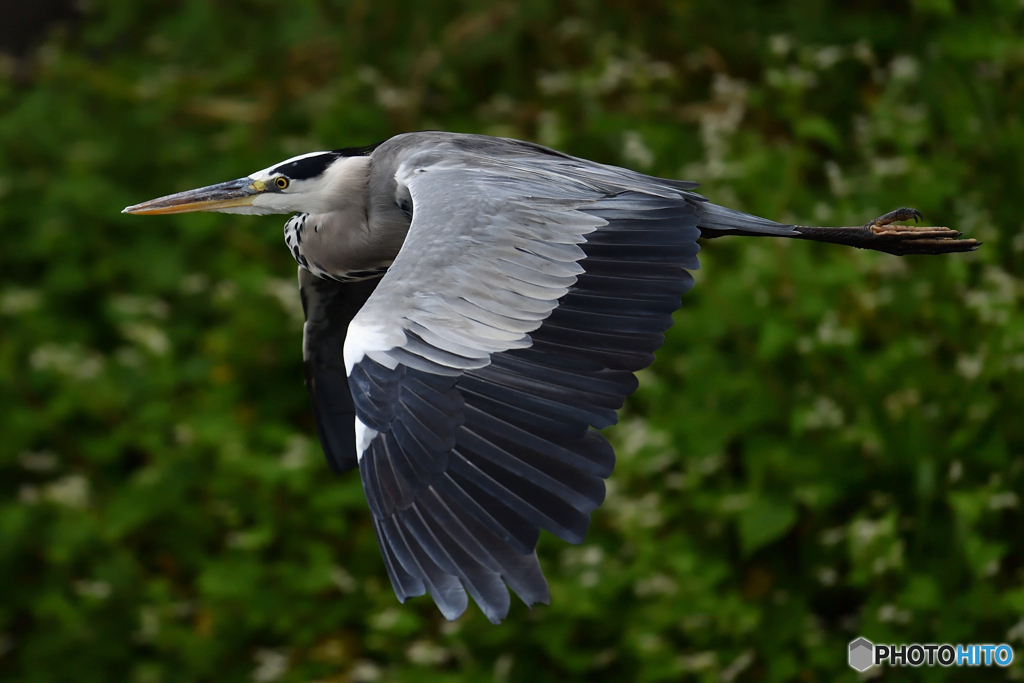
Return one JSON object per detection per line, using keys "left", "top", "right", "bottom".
{"left": 124, "top": 131, "right": 978, "bottom": 623}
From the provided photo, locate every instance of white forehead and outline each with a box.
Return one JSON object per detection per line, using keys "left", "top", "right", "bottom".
{"left": 249, "top": 151, "right": 335, "bottom": 182}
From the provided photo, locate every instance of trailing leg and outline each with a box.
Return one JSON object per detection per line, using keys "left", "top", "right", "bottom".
{"left": 789, "top": 207, "right": 979, "bottom": 256}
{"left": 697, "top": 205, "right": 980, "bottom": 256}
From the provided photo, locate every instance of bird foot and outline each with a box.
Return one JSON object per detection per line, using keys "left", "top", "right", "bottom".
{"left": 794, "top": 208, "right": 981, "bottom": 256}
{"left": 867, "top": 207, "right": 955, "bottom": 238}
{"left": 866, "top": 207, "right": 921, "bottom": 229}
{"left": 862, "top": 207, "right": 979, "bottom": 255}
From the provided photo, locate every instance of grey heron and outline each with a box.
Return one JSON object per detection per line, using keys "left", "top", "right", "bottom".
{"left": 124, "top": 132, "right": 978, "bottom": 623}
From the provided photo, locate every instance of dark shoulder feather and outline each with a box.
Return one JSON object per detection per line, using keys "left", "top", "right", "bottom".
{"left": 299, "top": 268, "right": 382, "bottom": 473}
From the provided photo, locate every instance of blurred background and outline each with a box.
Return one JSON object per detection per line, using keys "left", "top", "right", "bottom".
{"left": 1, "top": 1, "right": 1022, "bottom": 681}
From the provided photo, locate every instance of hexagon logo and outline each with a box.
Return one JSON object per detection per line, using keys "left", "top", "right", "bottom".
{"left": 849, "top": 637, "right": 874, "bottom": 672}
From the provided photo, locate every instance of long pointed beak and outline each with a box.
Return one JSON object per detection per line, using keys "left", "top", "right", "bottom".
{"left": 122, "top": 178, "right": 261, "bottom": 215}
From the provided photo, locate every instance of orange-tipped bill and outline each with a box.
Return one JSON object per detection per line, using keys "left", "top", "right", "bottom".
{"left": 122, "top": 178, "right": 259, "bottom": 215}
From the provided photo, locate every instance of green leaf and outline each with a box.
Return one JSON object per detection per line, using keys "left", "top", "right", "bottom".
{"left": 737, "top": 497, "right": 797, "bottom": 555}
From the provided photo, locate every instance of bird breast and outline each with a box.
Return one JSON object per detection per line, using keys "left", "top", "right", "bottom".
{"left": 284, "top": 206, "right": 407, "bottom": 283}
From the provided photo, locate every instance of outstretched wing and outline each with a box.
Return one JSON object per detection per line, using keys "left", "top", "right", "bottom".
{"left": 299, "top": 268, "right": 381, "bottom": 474}
{"left": 345, "top": 140, "right": 701, "bottom": 622}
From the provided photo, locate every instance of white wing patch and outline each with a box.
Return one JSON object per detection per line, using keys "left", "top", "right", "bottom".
{"left": 343, "top": 319, "right": 405, "bottom": 373}
{"left": 354, "top": 417, "right": 378, "bottom": 460}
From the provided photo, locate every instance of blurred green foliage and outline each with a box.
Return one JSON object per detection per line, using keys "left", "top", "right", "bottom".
{"left": 2, "top": 1, "right": 1024, "bottom": 681}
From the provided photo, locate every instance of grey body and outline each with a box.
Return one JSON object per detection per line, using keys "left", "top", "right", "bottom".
{"left": 124, "top": 131, "right": 977, "bottom": 624}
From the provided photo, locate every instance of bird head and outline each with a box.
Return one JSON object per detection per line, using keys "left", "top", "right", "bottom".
{"left": 122, "top": 148, "right": 374, "bottom": 216}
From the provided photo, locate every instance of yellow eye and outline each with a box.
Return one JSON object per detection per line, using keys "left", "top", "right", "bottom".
{"left": 275, "top": 177, "right": 289, "bottom": 189}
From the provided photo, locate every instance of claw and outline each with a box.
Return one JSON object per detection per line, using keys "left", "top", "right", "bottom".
{"left": 867, "top": 207, "right": 924, "bottom": 228}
